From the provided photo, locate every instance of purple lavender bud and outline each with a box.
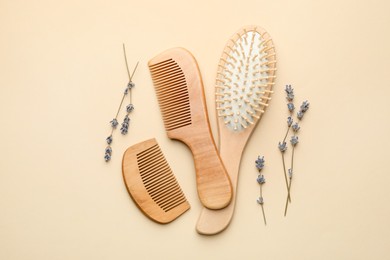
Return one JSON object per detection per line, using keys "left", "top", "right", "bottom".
{"left": 278, "top": 141, "right": 287, "bottom": 152}
{"left": 290, "top": 135, "right": 299, "bottom": 146}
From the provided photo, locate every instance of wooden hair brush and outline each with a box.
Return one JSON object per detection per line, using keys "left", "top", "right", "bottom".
{"left": 196, "top": 25, "right": 277, "bottom": 234}
{"left": 122, "top": 138, "right": 190, "bottom": 224}
{"left": 148, "top": 48, "right": 232, "bottom": 210}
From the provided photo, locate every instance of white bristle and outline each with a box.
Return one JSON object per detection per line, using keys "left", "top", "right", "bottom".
{"left": 215, "top": 27, "right": 276, "bottom": 132}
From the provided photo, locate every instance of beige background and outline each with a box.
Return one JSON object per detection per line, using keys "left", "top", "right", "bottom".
{"left": 1, "top": 0, "right": 390, "bottom": 259}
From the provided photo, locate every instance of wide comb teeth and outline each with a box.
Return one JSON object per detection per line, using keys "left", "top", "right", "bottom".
{"left": 149, "top": 59, "right": 192, "bottom": 131}
{"left": 122, "top": 138, "right": 190, "bottom": 224}
{"left": 137, "top": 143, "right": 187, "bottom": 212}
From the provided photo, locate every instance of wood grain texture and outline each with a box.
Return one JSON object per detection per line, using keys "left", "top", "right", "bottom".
{"left": 196, "top": 25, "right": 277, "bottom": 235}
{"left": 148, "top": 48, "right": 233, "bottom": 210}
{"left": 122, "top": 138, "right": 190, "bottom": 224}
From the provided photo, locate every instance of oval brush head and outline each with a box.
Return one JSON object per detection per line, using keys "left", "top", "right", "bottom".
{"left": 216, "top": 25, "right": 276, "bottom": 132}
{"left": 196, "top": 25, "right": 276, "bottom": 235}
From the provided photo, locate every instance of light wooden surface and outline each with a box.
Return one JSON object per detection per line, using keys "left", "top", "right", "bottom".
{"left": 197, "top": 26, "right": 276, "bottom": 234}
{"left": 122, "top": 138, "right": 190, "bottom": 224}
{"left": 149, "top": 48, "right": 233, "bottom": 210}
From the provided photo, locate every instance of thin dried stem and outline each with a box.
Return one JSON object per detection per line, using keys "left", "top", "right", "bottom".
{"left": 284, "top": 146, "right": 295, "bottom": 216}
{"left": 260, "top": 185, "right": 267, "bottom": 225}
{"left": 283, "top": 125, "right": 291, "bottom": 143}
{"left": 282, "top": 153, "right": 291, "bottom": 202}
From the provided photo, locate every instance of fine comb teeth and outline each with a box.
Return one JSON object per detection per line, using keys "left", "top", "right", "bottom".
{"left": 149, "top": 58, "right": 191, "bottom": 131}
{"left": 122, "top": 138, "right": 190, "bottom": 224}
{"left": 148, "top": 48, "right": 233, "bottom": 210}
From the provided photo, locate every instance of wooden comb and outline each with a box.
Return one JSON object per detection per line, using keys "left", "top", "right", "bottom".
{"left": 148, "top": 48, "right": 232, "bottom": 210}
{"left": 122, "top": 138, "right": 190, "bottom": 224}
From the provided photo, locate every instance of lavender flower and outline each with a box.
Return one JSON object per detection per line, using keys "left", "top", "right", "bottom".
{"left": 257, "top": 175, "right": 266, "bottom": 184}
{"left": 287, "top": 116, "right": 293, "bottom": 127}
{"left": 257, "top": 197, "right": 264, "bottom": 205}
{"left": 287, "top": 102, "right": 295, "bottom": 112}
{"left": 106, "top": 135, "right": 113, "bottom": 144}
{"left": 104, "top": 153, "right": 111, "bottom": 162}
{"left": 297, "top": 111, "right": 304, "bottom": 120}
{"left": 120, "top": 123, "right": 129, "bottom": 135}
{"left": 110, "top": 118, "right": 118, "bottom": 128}
{"left": 126, "top": 104, "right": 134, "bottom": 113}
{"left": 127, "top": 82, "right": 135, "bottom": 89}
{"left": 290, "top": 136, "right": 299, "bottom": 146}
{"left": 105, "top": 146, "right": 112, "bottom": 155}
{"left": 123, "top": 115, "right": 130, "bottom": 123}
{"left": 285, "top": 85, "right": 294, "bottom": 101}
{"left": 292, "top": 123, "right": 300, "bottom": 132}
{"left": 255, "top": 156, "right": 265, "bottom": 171}
{"left": 278, "top": 141, "right": 287, "bottom": 152}
{"left": 300, "top": 100, "right": 310, "bottom": 112}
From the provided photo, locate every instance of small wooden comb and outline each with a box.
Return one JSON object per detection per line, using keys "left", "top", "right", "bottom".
{"left": 122, "top": 138, "right": 190, "bottom": 224}
{"left": 148, "top": 48, "right": 232, "bottom": 210}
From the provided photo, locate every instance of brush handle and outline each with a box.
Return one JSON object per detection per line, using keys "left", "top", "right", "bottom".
{"left": 169, "top": 129, "right": 232, "bottom": 210}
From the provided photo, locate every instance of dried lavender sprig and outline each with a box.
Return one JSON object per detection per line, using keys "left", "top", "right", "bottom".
{"left": 279, "top": 84, "right": 295, "bottom": 202}
{"left": 255, "top": 156, "right": 267, "bottom": 225}
{"left": 280, "top": 83, "right": 310, "bottom": 216}
{"left": 103, "top": 44, "right": 139, "bottom": 162}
